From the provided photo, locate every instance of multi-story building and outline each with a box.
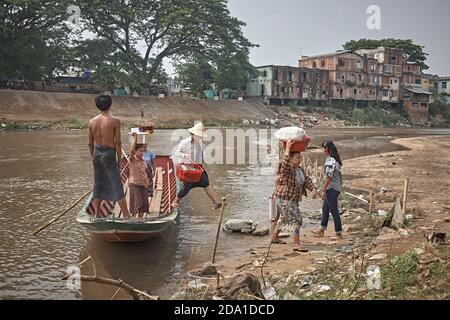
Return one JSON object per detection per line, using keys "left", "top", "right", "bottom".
{"left": 356, "top": 47, "right": 405, "bottom": 103}
{"left": 245, "top": 65, "right": 328, "bottom": 104}
{"left": 403, "top": 87, "right": 432, "bottom": 122}
{"left": 299, "top": 51, "right": 376, "bottom": 101}
{"left": 438, "top": 77, "right": 450, "bottom": 96}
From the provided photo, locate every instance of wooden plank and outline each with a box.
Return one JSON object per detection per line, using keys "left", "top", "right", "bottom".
{"left": 149, "top": 190, "right": 162, "bottom": 215}
{"left": 156, "top": 168, "right": 163, "bottom": 191}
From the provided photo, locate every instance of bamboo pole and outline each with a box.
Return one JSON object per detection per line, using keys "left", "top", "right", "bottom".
{"left": 369, "top": 192, "right": 374, "bottom": 214}
{"left": 402, "top": 178, "right": 410, "bottom": 216}
{"left": 32, "top": 188, "right": 93, "bottom": 236}
{"left": 212, "top": 197, "right": 227, "bottom": 264}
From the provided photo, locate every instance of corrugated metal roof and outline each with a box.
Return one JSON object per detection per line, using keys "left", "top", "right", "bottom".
{"left": 404, "top": 87, "right": 432, "bottom": 95}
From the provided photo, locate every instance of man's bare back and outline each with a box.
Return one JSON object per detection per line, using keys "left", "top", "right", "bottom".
{"left": 88, "top": 112, "right": 122, "bottom": 160}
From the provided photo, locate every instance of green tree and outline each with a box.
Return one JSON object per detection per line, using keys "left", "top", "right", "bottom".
{"left": 343, "top": 38, "right": 429, "bottom": 70}
{"left": 0, "top": 0, "right": 72, "bottom": 80}
{"left": 74, "top": 0, "right": 256, "bottom": 92}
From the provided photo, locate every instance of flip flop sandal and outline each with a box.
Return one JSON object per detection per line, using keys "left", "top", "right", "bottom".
{"left": 271, "top": 239, "right": 287, "bottom": 244}
{"left": 311, "top": 230, "right": 324, "bottom": 237}
{"left": 278, "top": 232, "right": 290, "bottom": 238}
{"left": 293, "top": 247, "right": 309, "bottom": 253}
{"left": 171, "top": 203, "right": 180, "bottom": 209}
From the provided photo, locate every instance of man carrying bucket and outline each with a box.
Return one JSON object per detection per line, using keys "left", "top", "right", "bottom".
{"left": 172, "top": 122, "right": 222, "bottom": 210}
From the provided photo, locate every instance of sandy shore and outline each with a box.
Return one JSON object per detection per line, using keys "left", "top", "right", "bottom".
{"left": 178, "top": 135, "right": 450, "bottom": 300}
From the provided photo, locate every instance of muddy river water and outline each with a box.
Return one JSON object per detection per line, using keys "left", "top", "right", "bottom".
{"left": 0, "top": 127, "right": 449, "bottom": 299}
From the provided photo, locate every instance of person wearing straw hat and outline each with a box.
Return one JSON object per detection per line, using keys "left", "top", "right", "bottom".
{"left": 172, "top": 122, "right": 222, "bottom": 210}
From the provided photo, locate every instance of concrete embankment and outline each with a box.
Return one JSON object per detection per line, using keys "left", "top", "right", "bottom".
{"left": 0, "top": 90, "right": 278, "bottom": 128}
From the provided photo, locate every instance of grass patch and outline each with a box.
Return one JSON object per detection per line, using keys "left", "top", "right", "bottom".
{"left": 67, "top": 117, "right": 87, "bottom": 129}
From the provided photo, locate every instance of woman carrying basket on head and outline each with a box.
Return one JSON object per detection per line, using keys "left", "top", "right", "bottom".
{"left": 171, "top": 122, "right": 222, "bottom": 210}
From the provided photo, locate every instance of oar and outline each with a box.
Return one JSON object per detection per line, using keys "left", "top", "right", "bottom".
{"left": 32, "top": 188, "right": 93, "bottom": 236}
{"left": 33, "top": 149, "right": 130, "bottom": 236}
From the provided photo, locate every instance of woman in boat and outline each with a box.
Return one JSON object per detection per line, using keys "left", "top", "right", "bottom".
{"left": 129, "top": 133, "right": 150, "bottom": 218}
{"left": 312, "top": 140, "right": 343, "bottom": 239}
{"left": 172, "top": 122, "right": 222, "bottom": 210}
{"left": 271, "top": 139, "right": 318, "bottom": 252}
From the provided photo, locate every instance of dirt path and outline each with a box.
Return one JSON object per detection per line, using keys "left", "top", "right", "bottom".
{"left": 179, "top": 136, "right": 450, "bottom": 299}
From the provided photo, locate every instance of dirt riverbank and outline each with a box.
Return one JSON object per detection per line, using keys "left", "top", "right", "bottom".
{"left": 176, "top": 136, "right": 450, "bottom": 300}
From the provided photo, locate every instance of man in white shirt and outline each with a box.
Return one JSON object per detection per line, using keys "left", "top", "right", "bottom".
{"left": 172, "top": 122, "right": 222, "bottom": 209}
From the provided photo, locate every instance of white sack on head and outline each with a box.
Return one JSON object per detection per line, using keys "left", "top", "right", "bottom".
{"left": 274, "top": 126, "right": 306, "bottom": 141}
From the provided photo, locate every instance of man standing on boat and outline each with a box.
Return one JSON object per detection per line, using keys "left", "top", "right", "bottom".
{"left": 88, "top": 95, "right": 131, "bottom": 219}
{"left": 172, "top": 122, "right": 222, "bottom": 210}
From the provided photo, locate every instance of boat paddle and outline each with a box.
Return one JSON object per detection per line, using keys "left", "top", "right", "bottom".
{"left": 32, "top": 148, "right": 130, "bottom": 236}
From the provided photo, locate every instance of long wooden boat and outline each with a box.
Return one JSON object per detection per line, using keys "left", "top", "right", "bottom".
{"left": 77, "top": 155, "right": 178, "bottom": 242}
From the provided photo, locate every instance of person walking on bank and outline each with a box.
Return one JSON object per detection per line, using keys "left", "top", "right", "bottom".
{"left": 88, "top": 95, "right": 131, "bottom": 219}
{"left": 271, "top": 139, "right": 317, "bottom": 252}
{"left": 312, "top": 140, "right": 343, "bottom": 239}
{"left": 171, "top": 122, "right": 222, "bottom": 210}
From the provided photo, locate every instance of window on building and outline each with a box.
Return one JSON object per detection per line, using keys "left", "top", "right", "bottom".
{"left": 383, "top": 90, "right": 389, "bottom": 97}
{"left": 421, "top": 103, "right": 427, "bottom": 108}
{"left": 338, "top": 59, "right": 345, "bottom": 67}
{"left": 321, "top": 60, "right": 325, "bottom": 67}
{"left": 302, "top": 72, "right": 307, "bottom": 82}
{"left": 412, "top": 103, "right": 419, "bottom": 108}
{"left": 415, "top": 79, "right": 421, "bottom": 85}
{"left": 281, "top": 86, "right": 286, "bottom": 93}
{"left": 357, "top": 61, "right": 362, "bottom": 69}
{"left": 370, "top": 64, "right": 376, "bottom": 72}
{"left": 354, "top": 89, "right": 357, "bottom": 95}
{"left": 288, "top": 71, "right": 293, "bottom": 82}
{"left": 358, "top": 75, "right": 362, "bottom": 81}
{"left": 274, "top": 70, "right": 279, "bottom": 81}
{"left": 322, "top": 90, "right": 327, "bottom": 95}
{"left": 442, "top": 82, "right": 448, "bottom": 89}
{"left": 313, "top": 62, "right": 317, "bottom": 68}
{"left": 262, "top": 70, "right": 267, "bottom": 77}
{"left": 341, "top": 75, "right": 345, "bottom": 82}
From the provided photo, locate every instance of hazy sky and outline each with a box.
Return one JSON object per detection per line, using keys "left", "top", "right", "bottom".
{"left": 226, "top": 0, "right": 450, "bottom": 76}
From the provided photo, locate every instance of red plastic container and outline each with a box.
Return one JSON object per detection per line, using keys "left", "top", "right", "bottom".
{"left": 281, "top": 136, "right": 311, "bottom": 152}
{"left": 176, "top": 163, "right": 204, "bottom": 183}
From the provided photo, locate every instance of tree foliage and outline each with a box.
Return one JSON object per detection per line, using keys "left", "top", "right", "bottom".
{"left": 343, "top": 38, "right": 429, "bottom": 70}
{"left": 72, "top": 0, "right": 256, "bottom": 91}
{"left": 0, "top": 0, "right": 72, "bottom": 80}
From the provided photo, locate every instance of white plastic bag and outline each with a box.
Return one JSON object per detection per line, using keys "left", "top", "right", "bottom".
{"left": 274, "top": 126, "right": 306, "bottom": 141}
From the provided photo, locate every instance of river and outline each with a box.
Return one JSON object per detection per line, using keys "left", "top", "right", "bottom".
{"left": 0, "top": 127, "right": 449, "bottom": 299}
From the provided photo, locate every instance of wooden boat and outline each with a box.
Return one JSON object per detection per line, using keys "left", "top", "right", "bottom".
{"left": 77, "top": 155, "right": 178, "bottom": 242}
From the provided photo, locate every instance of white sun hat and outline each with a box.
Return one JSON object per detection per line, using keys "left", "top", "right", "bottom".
{"left": 187, "top": 122, "right": 207, "bottom": 138}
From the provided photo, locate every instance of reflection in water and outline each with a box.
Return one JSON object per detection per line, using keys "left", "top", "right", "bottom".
{"left": 0, "top": 128, "right": 449, "bottom": 299}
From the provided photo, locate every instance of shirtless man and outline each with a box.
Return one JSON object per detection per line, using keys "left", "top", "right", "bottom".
{"left": 88, "top": 95, "right": 130, "bottom": 218}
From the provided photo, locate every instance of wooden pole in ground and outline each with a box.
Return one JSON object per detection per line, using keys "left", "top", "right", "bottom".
{"left": 212, "top": 197, "right": 227, "bottom": 264}
{"left": 369, "top": 192, "right": 374, "bottom": 214}
{"left": 402, "top": 178, "right": 410, "bottom": 216}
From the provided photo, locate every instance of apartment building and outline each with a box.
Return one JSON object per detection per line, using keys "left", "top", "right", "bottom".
{"left": 299, "top": 51, "right": 377, "bottom": 101}
{"left": 245, "top": 65, "right": 328, "bottom": 104}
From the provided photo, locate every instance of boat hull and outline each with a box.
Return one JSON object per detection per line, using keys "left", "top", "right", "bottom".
{"left": 76, "top": 210, "right": 178, "bottom": 242}
{"left": 77, "top": 155, "right": 178, "bottom": 242}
